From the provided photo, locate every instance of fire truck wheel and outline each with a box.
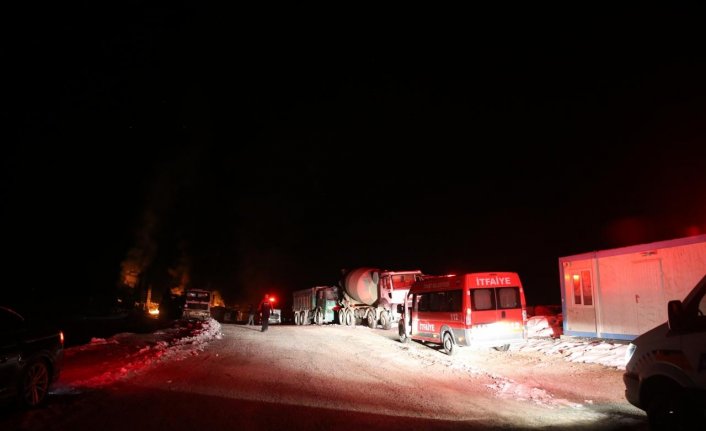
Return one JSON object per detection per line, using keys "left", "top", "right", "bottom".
{"left": 380, "top": 311, "right": 391, "bottom": 330}
{"left": 443, "top": 332, "right": 457, "bottom": 356}
{"left": 315, "top": 310, "right": 323, "bottom": 325}
{"left": 493, "top": 344, "right": 510, "bottom": 352}
{"left": 294, "top": 312, "right": 300, "bottom": 325}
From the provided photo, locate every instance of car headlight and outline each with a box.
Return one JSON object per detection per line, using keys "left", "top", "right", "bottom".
{"left": 625, "top": 343, "right": 637, "bottom": 365}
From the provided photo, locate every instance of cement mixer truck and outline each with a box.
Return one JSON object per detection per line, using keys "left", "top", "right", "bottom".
{"left": 338, "top": 267, "right": 423, "bottom": 329}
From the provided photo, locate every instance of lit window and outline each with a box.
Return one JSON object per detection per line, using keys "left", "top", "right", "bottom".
{"left": 573, "top": 274, "right": 582, "bottom": 305}
{"left": 581, "top": 271, "right": 593, "bottom": 306}
{"left": 571, "top": 271, "right": 594, "bottom": 307}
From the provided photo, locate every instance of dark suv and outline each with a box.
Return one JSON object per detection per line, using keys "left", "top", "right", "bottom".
{"left": 0, "top": 306, "right": 64, "bottom": 407}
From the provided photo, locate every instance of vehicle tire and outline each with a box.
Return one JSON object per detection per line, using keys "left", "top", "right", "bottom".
{"left": 314, "top": 310, "right": 323, "bottom": 325}
{"left": 367, "top": 310, "right": 376, "bottom": 329}
{"left": 338, "top": 310, "right": 346, "bottom": 326}
{"left": 344, "top": 309, "right": 354, "bottom": 326}
{"left": 493, "top": 344, "right": 510, "bottom": 352}
{"left": 646, "top": 382, "right": 690, "bottom": 430}
{"left": 398, "top": 322, "right": 409, "bottom": 343}
{"left": 302, "top": 310, "right": 309, "bottom": 325}
{"left": 294, "top": 312, "right": 300, "bottom": 325}
{"left": 380, "top": 311, "right": 391, "bottom": 330}
{"left": 18, "top": 359, "right": 50, "bottom": 408}
{"left": 442, "top": 332, "right": 457, "bottom": 356}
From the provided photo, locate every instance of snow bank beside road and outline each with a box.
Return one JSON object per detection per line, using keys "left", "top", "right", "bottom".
{"left": 54, "top": 318, "right": 222, "bottom": 392}
{"left": 525, "top": 337, "right": 630, "bottom": 370}
{"left": 522, "top": 311, "right": 629, "bottom": 370}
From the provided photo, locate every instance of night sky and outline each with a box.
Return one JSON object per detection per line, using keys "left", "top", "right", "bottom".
{"left": 5, "top": 6, "right": 706, "bottom": 311}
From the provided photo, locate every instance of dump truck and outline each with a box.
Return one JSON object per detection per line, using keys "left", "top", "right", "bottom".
{"left": 292, "top": 286, "right": 339, "bottom": 325}
{"left": 338, "top": 267, "right": 423, "bottom": 329}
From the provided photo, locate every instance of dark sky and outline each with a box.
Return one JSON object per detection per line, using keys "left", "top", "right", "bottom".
{"left": 4, "top": 5, "right": 706, "bottom": 309}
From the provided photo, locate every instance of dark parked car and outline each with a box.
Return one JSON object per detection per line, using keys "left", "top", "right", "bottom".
{"left": 0, "top": 306, "right": 64, "bottom": 407}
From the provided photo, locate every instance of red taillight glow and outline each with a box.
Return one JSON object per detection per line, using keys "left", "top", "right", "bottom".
{"left": 269, "top": 297, "right": 275, "bottom": 303}
{"left": 60, "top": 331, "right": 65, "bottom": 347}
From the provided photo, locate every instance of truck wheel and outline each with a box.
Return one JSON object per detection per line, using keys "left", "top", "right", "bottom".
{"left": 338, "top": 309, "right": 349, "bottom": 326}
{"left": 340, "top": 309, "right": 351, "bottom": 326}
{"left": 380, "top": 311, "right": 391, "bottom": 330}
{"left": 315, "top": 310, "right": 323, "bottom": 325}
{"left": 366, "top": 310, "right": 376, "bottom": 329}
{"left": 443, "top": 332, "right": 457, "bottom": 356}
{"left": 398, "top": 323, "right": 409, "bottom": 343}
{"left": 338, "top": 310, "right": 346, "bottom": 326}
{"left": 294, "top": 312, "right": 300, "bottom": 326}
{"left": 493, "top": 344, "right": 510, "bottom": 352}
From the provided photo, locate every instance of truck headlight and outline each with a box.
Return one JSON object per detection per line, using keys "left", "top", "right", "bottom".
{"left": 625, "top": 343, "right": 637, "bottom": 365}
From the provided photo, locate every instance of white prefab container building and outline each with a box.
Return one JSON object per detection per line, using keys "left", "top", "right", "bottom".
{"left": 559, "top": 234, "right": 706, "bottom": 340}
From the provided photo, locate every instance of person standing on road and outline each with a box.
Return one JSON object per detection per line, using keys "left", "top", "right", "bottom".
{"left": 259, "top": 295, "right": 272, "bottom": 332}
{"left": 246, "top": 304, "right": 255, "bottom": 325}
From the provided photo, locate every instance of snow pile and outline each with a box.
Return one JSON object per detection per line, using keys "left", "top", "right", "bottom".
{"left": 526, "top": 315, "right": 563, "bottom": 338}
{"left": 516, "top": 334, "right": 630, "bottom": 370}
{"left": 161, "top": 318, "right": 222, "bottom": 361}
{"left": 521, "top": 309, "right": 629, "bottom": 370}
{"left": 55, "top": 318, "right": 222, "bottom": 392}
{"left": 487, "top": 378, "right": 583, "bottom": 409}
{"left": 85, "top": 337, "right": 120, "bottom": 347}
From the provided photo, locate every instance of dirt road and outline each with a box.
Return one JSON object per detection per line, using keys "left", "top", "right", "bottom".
{"left": 5, "top": 323, "right": 649, "bottom": 430}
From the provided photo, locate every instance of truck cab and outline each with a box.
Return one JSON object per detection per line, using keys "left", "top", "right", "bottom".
{"left": 624, "top": 273, "right": 706, "bottom": 429}
{"left": 182, "top": 289, "right": 212, "bottom": 321}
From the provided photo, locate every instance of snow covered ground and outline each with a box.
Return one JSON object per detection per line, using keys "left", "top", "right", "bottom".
{"left": 0, "top": 315, "right": 646, "bottom": 431}
{"left": 52, "top": 313, "right": 629, "bottom": 396}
